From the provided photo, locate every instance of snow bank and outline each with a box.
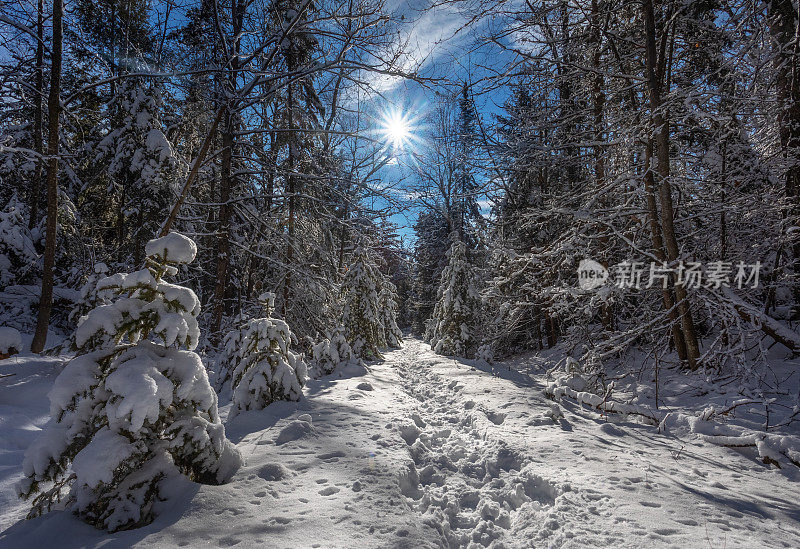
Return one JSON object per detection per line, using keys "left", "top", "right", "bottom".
{"left": 0, "top": 326, "right": 22, "bottom": 355}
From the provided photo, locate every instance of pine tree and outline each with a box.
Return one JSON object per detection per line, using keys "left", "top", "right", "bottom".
{"left": 308, "top": 326, "right": 357, "bottom": 378}
{"left": 342, "top": 246, "right": 384, "bottom": 360}
{"left": 411, "top": 210, "right": 450, "bottom": 334}
{"left": 429, "top": 234, "right": 481, "bottom": 358}
{"left": 96, "top": 77, "right": 182, "bottom": 263}
{"left": 17, "top": 233, "right": 241, "bottom": 532}
{"left": 379, "top": 280, "right": 403, "bottom": 349}
{"left": 454, "top": 82, "right": 481, "bottom": 244}
{"left": 68, "top": 262, "right": 111, "bottom": 329}
{"left": 225, "top": 292, "right": 308, "bottom": 416}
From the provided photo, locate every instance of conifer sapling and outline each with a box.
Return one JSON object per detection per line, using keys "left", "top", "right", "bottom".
{"left": 17, "top": 232, "right": 242, "bottom": 532}
{"left": 226, "top": 292, "right": 308, "bottom": 416}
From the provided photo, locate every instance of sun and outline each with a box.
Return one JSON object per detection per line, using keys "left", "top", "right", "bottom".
{"left": 382, "top": 109, "right": 412, "bottom": 148}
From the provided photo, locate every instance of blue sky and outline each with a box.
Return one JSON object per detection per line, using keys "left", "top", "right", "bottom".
{"left": 368, "top": 0, "right": 515, "bottom": 242}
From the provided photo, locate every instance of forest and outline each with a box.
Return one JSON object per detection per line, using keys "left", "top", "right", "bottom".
{"left": 1, "top": 0, "right": 800, "bottom": 547}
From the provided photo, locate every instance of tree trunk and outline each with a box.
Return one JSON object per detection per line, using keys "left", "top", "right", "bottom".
{"left": 591, "top": 0, "right": 614, "bottom": 331}
{"left": 644, "top": 139, "right": 687, "bottom": 361}
{"left": 210, "top": 0, "right": 243, "bottom": 339}
{"left": 29, "top": 0, "right": 44, "bottom": 230}
{"left": 283, "top": 69, "right": 297, "bottom": 317}
{"left": 31, "top": 0, "right": 63, "bottom": 353}
{"left": 769, "top": 0, "right": 800, "bottom": 316}
{"left": 643, "top": 0, "right": 701, "bottom": 369}
{"left": 211, "top": 114, "right": 233, "bottom": 340}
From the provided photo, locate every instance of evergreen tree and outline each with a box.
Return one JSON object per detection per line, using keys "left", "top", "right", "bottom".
{"left": 429, "top": 234, "right": 481, "bottom": 358}
{"left": 411, "top": 210, "right": 450, "bottom": 334}
{"left": 342, "top": 246, "right": 384, "bottom": 360}
{"left": 96, "top": 77, "right": 182, "bottom": 263}
{"left": 454, "top": 82, "right": 481, "bottom": 244}
{"left": 68, "top": 262, "right": 110, "bottom": 328}
{"left": 379, "top": 280, "right": 403, "bottom": 349}
{"left": 0, "top": 193, "right": 39, "bottom": 286}
{"left": 17, "top": 233, "right": 241, "bottom": 532}
{"left": 308, "top": 326, "right": 357, "bottom": 378}
{"left": 225, "top": 292, "right": 308, "bottom": 416}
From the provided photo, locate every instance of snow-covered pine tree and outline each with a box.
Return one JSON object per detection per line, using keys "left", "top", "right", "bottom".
{"left": 379, "top": 280, "right": 403, "bottom": 349}
{"left": 227, "top": 292, "right": 308, "bottom": 416}
{"left": 308, "top": 326, "right": 358, "bottom": 378}
{"left": 96, "top": 76, "right": 182, "bottom": 263}
{"left": 342, "top": 246, "right": 384, "bottom": 360}
{"left": 0, "top": 193, "right": 39, "bottom": 286}
{"left": 17, "top": 233, "right": 241, "bottom": 532}
{"left": 429, "top": 234, "right": 481, "bottom": 358}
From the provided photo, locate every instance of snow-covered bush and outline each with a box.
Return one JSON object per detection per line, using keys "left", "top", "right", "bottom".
{"left": 225, "top": 293, "right": 307, "bottom": 416}
{"left": 0, "top": 193, "right": 38, "bottom": 286}
{"left": 379, "top": 280, "right": 403, "bottom": 349}
{"left": 0, "top": 326, "right": 22, "bottom": 357}
{"left": 342, "top": 247, "right": 384, "bottom": 360}
{"left": 308, "top": 327, "right": 358, "bottom": 378}
{"left": 475, "top": 343, "right": 494, "bottom": 365}
{"left": 17, "top": 233, "right": 241, "bottom": 532}
{"left": 428, "top": 235, "right": 481, "bottom": 358}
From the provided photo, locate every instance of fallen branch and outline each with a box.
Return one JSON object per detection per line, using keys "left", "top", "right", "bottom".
{"left": 546, "top": 381, "right": 662, "bottom": 425}
{"left": 719, "top": 287, "right": 800, "bottom": 353}
{"left": 546, "top": 379, "right": 800, "bottom": 470}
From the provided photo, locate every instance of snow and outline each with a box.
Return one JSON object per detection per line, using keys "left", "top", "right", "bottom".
{"left": 71, "top": 429, "right": 136, "bottom": 488}
{"left": 145, "top": 233, "right": 197, "bottom": 265}
{"left": 1, "top": 338, "right": 799, "bottom": 547}
{"left": 0, "top": 327, "right": 22, "bottom": 355}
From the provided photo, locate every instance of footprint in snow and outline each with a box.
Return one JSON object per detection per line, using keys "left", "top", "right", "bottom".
{"left": 484, "top": 410, "right": 507, "bottom": 425}
{"left": 317, "top": 450, "right": 346, "bottom": 461}
{"left": 640, "top": 501, "right": 662, "bottom": 508}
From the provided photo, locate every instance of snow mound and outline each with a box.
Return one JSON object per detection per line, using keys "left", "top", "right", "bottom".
{"left": 257, "top": 462, "right": 292, "bottom": 481}
{"left": 145, "top": 232, "right": 197, "bottom": 264}
{"left": 275, "top": 419, "right": 316, "bottom": 445}
{"left": 0, "top": 327, "right": 22, "bottom": 355}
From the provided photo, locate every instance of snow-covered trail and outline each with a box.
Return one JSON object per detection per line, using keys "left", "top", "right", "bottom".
{"left": 2, "top": 337, "right": 800, "bottom": 548}
{"left": 388, "top": 339, "right": 800, "bottom": 547}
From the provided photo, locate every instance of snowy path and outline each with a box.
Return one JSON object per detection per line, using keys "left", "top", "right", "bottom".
{"left": 2, "top": 338, "right": 800, "bottom": 547}
{"left": 387, "top": 340, "right": 800, "bottom": 547}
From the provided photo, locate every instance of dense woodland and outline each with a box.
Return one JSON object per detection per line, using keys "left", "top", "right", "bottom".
{"left": 4, "top": 0, "right": 800, "bottom": 376}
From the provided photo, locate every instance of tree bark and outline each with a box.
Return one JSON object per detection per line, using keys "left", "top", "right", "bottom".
{"left": 31, "top": 0, "right": 63, "bottom": 353}
{"left": 283, "top": 59, "right": 297, "bottom": 317}
{"left": 29, "top": 0, "right": 44, "bottom": 230}
{"left": 769, "top": 0, "right": 800, "bottom": 316}
{"left": 211, "top": 120, "right": 233, "bottom": 338}
{"left": 210, "top": 0, "right": 243, "bottom": 340}
{"left": 643, "top": 0, "right": 700, "bottom": 369}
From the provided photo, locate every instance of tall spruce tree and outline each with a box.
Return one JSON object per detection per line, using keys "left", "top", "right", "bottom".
{"left": 428, "top": 234, "right": 480, "bottom": 358}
